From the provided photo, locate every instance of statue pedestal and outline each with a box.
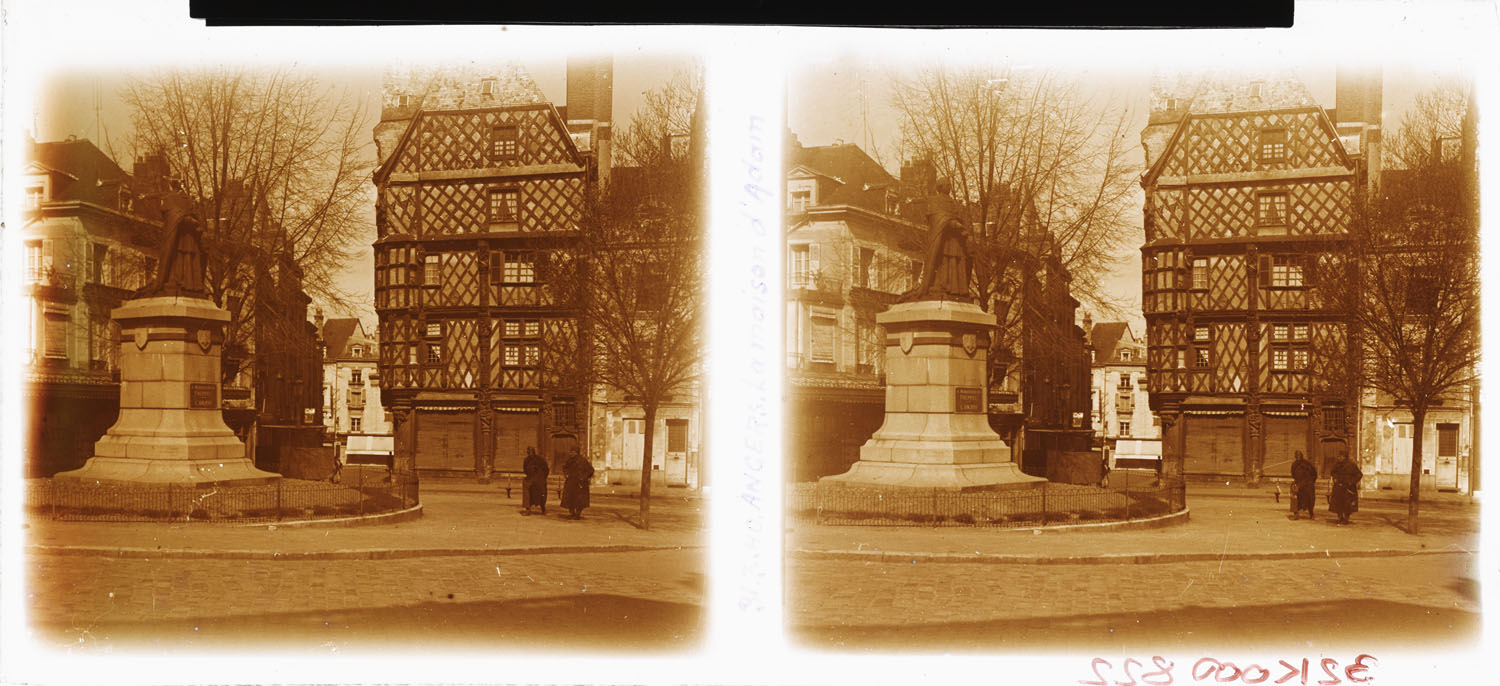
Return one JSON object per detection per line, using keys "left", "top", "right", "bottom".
{"left": 54, "top": 296, "right": 279, "bottom": 486}
{"left": 820, "top": 300, "right": 1044, "bottom": 491}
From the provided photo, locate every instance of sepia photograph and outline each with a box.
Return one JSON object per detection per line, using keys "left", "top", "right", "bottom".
{"left": 781, "top": 48, "right": 1483, "bottom": 656}
{"left": 3, "top": 2, "right": 1496, "bottom": 685}
{"left": 14, "top": 49, "right": 708, "bottom": 653}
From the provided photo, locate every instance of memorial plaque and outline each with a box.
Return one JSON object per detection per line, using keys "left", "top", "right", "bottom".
{"left": 190, "top": 383, "right": 217, "bottom": 409}
{"left": 954, "top": 386, "right": 983, "bottom": 413}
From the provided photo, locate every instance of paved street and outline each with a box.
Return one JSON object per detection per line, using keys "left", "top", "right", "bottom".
{"left": 23, "top": 484, "right": 706, "bottom": 653}
{"left": 789, "top": 553, "right": 1478, "bottom": 652}
{"left": 28, "top": 549, "right": 702, "bottom": 653}
{"left": 787, "top": 488, "right": 1481, "bottom": 652}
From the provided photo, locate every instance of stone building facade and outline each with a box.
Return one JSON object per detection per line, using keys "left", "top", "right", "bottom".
{"left": 1089, "top": 321, "right": 1157, "bottom": 445}
{"left": 21, "top": 137, "right": 159, "bottom": 477}
{"left": 319, "top": 316, "right": 392, "bottom": 466}
{"left": 783, "top": 139, "right": 926, "bottom": 481}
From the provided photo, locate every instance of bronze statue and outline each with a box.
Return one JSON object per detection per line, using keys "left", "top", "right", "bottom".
{"left": 142, "top": 182, "right": 208, "bottom": 298}
{"left": 901, "top": 178, "right": 973, "bottom": 303}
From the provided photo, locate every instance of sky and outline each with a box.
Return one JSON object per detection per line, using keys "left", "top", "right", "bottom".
{"left": 787, "top": 55, "right": 1470, "bottom": 337}
{"left": 31, "top": 55, "right": 697, "bottom": 329}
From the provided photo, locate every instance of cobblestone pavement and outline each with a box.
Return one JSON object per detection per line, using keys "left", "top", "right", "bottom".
{"left": 26, "top": 548, "right": 703, "bottom": 653}
{"left": 788, "top": 552, "right": 1479, "bottom": 652}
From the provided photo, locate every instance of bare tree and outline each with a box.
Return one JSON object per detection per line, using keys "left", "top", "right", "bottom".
{"left": 121, "top": 68, "right": 373, "bottom": 393}
{"left": 1383, "top": 80, "right": 1468, "bottom": 171}
{"left": 890, "top": 67, "right": 1136, "bottom": 386}
{"left": 890, "top": 67, "right": 1138, "bottom": 315}
{"left": 561, "top": 71, "right": 705, "bottom": 528}
{"left": 1319, "top": 84, "right": 1478, "bottom": 534}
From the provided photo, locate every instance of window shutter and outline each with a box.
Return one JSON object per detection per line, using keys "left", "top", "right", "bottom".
{"left": 850, "top": 244, "right": 859, "bottom": 283}
{"left": 1259, "top": 255, "right": 1272, "bottom": 286}
{"left": 1303, "top": 257, "right": 1318, "bottom": 285}
{"left": 490, "top": 252, "right": 504, "bottom": 285}
{"left": 809, "top": 243, "right": 820, "bottom": 275}
{"left": 810, "top": 317, "right": 835, "bottom": 363}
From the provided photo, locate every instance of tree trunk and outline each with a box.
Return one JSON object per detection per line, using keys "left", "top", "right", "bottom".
{"left": 1408, "top": 408, "right": 1425, "bottom": 534}
{"left": 639, "top": 401, "right": 657, "bottom": 530}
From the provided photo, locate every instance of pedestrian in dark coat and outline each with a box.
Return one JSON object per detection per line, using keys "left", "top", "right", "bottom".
{"left": 522, "top": 447, "right": 548, "bottom": 515}
{"left": 1328, "top": 452, "right": 1363, "bottom": 524}
{"left": 1289, "top": 451, "right": 1318, "bottom": 520}
{"left": 561, "top": 448, "right": 594, "bottom": 520}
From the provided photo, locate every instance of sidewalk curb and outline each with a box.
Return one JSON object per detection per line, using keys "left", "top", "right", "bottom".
{"left": 789, "top": 546, "right": 1475, "bottom": 565}
{"left": 226, "top": 504, "right": 424, "bottom": 529}
{"left": 27, "top": 543, "right": 704, "bottom": 561}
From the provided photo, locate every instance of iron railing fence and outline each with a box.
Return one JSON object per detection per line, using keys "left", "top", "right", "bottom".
{"left": 789, "top": 472, "right": 1186, "bottom": 528}
{"left": 28, "top": 465, "right": 419, "bottom": 523}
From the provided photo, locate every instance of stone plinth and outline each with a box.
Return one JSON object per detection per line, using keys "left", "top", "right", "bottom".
{"left": 820, "top": 300, "right": 1045, "bottom": 491}
{"left": 54, "top": 296, "right": 279, "bottom": 486}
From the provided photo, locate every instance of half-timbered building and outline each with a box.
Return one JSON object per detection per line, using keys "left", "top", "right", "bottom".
{"left": 372, "top": 65, "right": 592, "bottom": 479}
{"left": 1139, "top": 76, "right": 1365, "bottom": 482}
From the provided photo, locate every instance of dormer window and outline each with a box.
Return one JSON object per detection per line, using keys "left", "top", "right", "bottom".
{"left": 790, "top": 189, "right": 812, "bottom": 212}
{"left": 491, "top": 124, "right": 519, "bottom": 162}
{"left": 398, "top": 94, "right": 411, "bottom": 108}
{"left": 352, "top": 344, "right": 364, "bottom": 358}
{"left": 25, "top": 183, "right": 45, "bottom": 210}
{"left": 1258, "top": 129, "right": 1287, "bottom": 163}
{"left": 1250, "top": 82, "right": 1265, "bottom": 100}
{"left": 481, "top": 78, "right": 496, "bottom": 97}
{"left": 1118, "top": 349, "right": 1132, "bottom": 362}
{"left": 788, "top": 179, "right": 815, "bottom": 212}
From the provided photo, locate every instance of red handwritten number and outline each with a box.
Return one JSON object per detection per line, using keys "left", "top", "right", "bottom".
{"left": 1141, "top": 656, "right": 1175, "bottom": 686}
{"left": 1114, "top": 658, "right": 1142, "bottom": 686}
{"left": 1344, "top": 655, "right": 1377, "bottom": 684}
{"left": 1080, "top": 658, "right": 1112, "bottom": 686}
{"left": 1242, "top": 664, "right": 1271, "bottom": 684}
{"left": 1215, "top": 662, "right": 1244, "bottom": 683}
{"left": 1276, "top": 659, "right": 1309, "bottom": 685}
{"left": 1193, "top": 658, "right": 1220, "bottom": 681}
{"left": 1318, "top": 658, "right": 1342, "bottom": 685}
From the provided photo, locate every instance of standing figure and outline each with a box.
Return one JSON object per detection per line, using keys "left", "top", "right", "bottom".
{"left": 143, "top": 182, "right": 209, "bottom": 298}
{"left": 1289, "top": 451, "right": 1318, "bottom": 520}
{"left": 561, "top": 448, "right": 595, "bottom": 520}
{"left": 900, "top": 178, "right": 973, "bottom": 303}
{"left": 522, "top": 447, "right": 549, "bottom": 515}
{"left": 1328, "top": 451, "right": 1363, "bottom": 525}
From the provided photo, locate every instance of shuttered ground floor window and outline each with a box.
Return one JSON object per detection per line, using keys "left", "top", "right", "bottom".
{"left": 415, "top": 412, "right": 475, "bottom": 472}
{"left": 1437, "top": 423, "right": 1459, "bottom": 458}
{"left": 667, "top": 418, "right": 688, "bottom": 453}
{"left": 1263, "top": 416, "right": 1308, "bottom": 478}
{"left": 1184, "top": 415, "right": 1243, "bottom": 476}
{"left": 493, "top": 412, "right": 539, "bottom": 473}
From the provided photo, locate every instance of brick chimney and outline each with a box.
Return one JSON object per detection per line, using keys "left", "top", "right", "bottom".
{"left": 566, "top": 56, "right": 614, "bottom": 183}
{"left": 1334, "top": 66, "right": 1384, "bottom": 197}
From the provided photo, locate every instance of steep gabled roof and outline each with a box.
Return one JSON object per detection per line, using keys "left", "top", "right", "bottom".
{"left": 1141, "top": 73, "right": 1354, "bottom": 186}
{"left": 320, "top": 318, "right": 362, "bottom": 362}
{"left": 29, "top": 138, "right": 132, "bottom": 205}
{"left": 790, "top": 142, "right": 898, "bottom": 213}
{"left": 1090, "top": 321, "right": 1137, "bottom": 364}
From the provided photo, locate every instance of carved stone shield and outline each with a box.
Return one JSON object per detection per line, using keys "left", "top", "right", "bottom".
{"left": 196, "top": 328, "right": 213, "bottom": 353}
{"left": 962, "top": 332, "right": 978, "bottom": 357}
{"left": 899, "top": 331, "right": 914, "bottom": 355}
{"left": 134, "top": 329, "right": 149, "bottom": 351}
